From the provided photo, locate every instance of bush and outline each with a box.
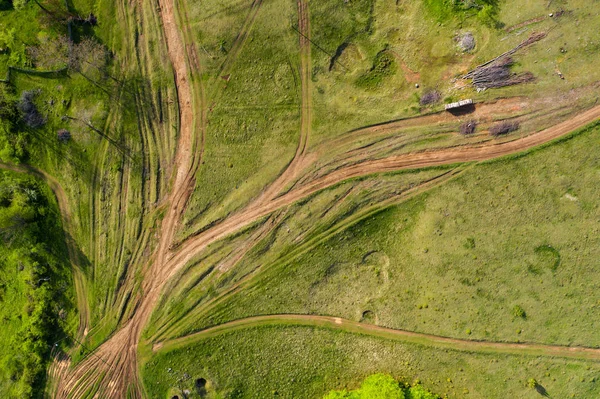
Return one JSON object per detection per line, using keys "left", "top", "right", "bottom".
{"left": 323, "top": 374, "right": 440, "bottom": 399}
{"left": 513, "top": 305, "right": 526, "bottom": 319}
{"left": 57, "top": 129, "right": 71, "bottom": 143}
{"left": 419, "top": 90, "right": 442, "bottom": 106}
{"left": 460, "top": 120, "right": 477, "bottom": 135}
{"left": 18, "top": 90, "right": 46, "bottom": 128}
{"left": 489, "top": 121, "right": 519, "bottom": 137}
{"left": 12, "top": 0, "right": 28, "bottom": 10}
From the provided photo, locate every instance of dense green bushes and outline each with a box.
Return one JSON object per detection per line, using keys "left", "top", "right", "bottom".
{"left": 0, "top": 171, "right": 75, "bottom": 398}
{"left": 423, "top": 0, "right": 500, "bottom": 26}
{"left": 323, "top": 374, "right": 439, "bottom": 399}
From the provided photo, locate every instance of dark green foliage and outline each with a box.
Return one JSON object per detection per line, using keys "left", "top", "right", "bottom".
{"left": 423, "top": 0, "right": 499, "bottom": 27}
{"left": 0, "top": 0, "right": 12, "bottom": 11}
{"left": 355, "top": 50, "right": 396, "bottom": 89}
{"left": 0, "top": 86, "right": 29, "bottom": 161}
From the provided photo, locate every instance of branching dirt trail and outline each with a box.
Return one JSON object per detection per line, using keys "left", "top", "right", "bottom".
{"left": 156, "top": 314, "right": 600, "bottom": 362}
{"left": 167, "top": 104, "right": 600, "bottom": 275}
{"left": 45, "top": 0, "right": 600, "bottom": 394}
{"left": 45, "top": 97, "right": 600, "bottom": 398}
{"left": 53, "top": 0, "right": 205, "bottom": 394}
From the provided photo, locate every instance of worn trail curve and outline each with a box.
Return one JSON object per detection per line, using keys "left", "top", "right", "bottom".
{"left": 156, "top": 314, "right": 600, "bottom": 362}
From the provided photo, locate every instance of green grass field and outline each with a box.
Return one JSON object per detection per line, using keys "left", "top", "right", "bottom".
{"left": 168, "top": 123, "right": 600, "bottom": 347}
{"left": 142, "top": 325, "right": 600, "bottom": 399}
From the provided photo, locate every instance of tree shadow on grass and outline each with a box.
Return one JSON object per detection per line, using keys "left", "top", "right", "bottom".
{"left": 535, "top": 383, "right": 550, "bottom": 398}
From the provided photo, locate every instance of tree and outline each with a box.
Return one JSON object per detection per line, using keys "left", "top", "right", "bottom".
{"left": 359, "top": 374, "right": 405, "bottom": 399}
{"left": 18, "top": 90, "right": 46, "bottom": 128}
{"left": 69, "top": 37, "right": 109, "bottom": 80}
{"left": 27, "top": 35, "right": 70, "bottom": 70}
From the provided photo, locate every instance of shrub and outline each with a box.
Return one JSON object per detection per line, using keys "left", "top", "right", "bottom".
{"left": 419, "top": 90, "right": 442, "bottom": 106}
{"left": 513, "top": 305, "right": 526, "bottom": 319}
{"left": 323, "top": 374, "right": 441, "bottom": 399}
{"left": 18, "top": 90, "right": 46, "bottom": 128}
{"left": 527, "top": 378, "right": 538, "bottom": 389}
{"left": 57, "top": 129, "right": 71, "bottom": 143}
{"left": 489, "top": 121, "right": 519, "bottom": 137}
{"left": 460, "top": 120, "right": 477, "bottom": 135}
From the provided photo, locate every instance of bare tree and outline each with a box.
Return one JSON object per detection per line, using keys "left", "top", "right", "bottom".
{"left": 489, "top": 121, "right": 519, "bottom": 137}
{"left": 27, "top": 35, "right": 70, "bottom": 70}
{"left": 460, "top": 120, "right": 477, "bottom": 135}
{"left": 69, "top": 37, "right": 109, "bottom": 80}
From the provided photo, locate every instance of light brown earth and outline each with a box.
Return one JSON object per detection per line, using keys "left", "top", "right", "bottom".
{"left": 155, "top": 314, "right": 600, "bottom": 362}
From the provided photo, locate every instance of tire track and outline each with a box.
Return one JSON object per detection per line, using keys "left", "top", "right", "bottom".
{"left": 53, "top": 0, "right": 206, "bottom": 392}
{"left": 168, "top": 104, "right": 600, "bottom": 277}
{"left": 214, "top": 0, "right": 264, "bottom": 83}
{"left": 155, "top": 314, "right": 600, "bottom": 362}
{"left": 253, "top": 0, "right": 311, "bottom": 205}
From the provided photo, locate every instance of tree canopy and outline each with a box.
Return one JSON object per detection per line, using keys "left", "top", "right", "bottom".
{"left": 323, "top": 374, "right": 440, "bottom": 399}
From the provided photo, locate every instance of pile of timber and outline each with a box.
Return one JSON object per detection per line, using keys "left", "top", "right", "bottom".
{"left": 462, "top": 32, "right": 546, "bottom": 89}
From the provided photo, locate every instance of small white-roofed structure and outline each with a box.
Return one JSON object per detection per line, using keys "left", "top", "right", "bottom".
{"left": 445, "top": 99, "right": 474, "bottom": 111}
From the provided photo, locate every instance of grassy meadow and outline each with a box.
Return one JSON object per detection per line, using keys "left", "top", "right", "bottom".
{"left": 142, "top": 325, "right": 600, "bottom": 399}
{"left": 168, "top": 122, "right": 600, "bottom": 348}
{"left": 177, "top": 0, "right": 301, "bottom": 239}
{"left": 1, "top": 0, "right": 180, "bottom": 357}
{"left": 2, "top": 0, "right": 600, "bottom": 396}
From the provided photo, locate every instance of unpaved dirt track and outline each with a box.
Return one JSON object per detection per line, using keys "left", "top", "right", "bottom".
{"left": 53, "top": 0, "right": 204, "bottom": 393}
{"left": 168, "top": 104, "right": 600, "bottom": 275}
{"left": 47, "top": 99, "right": 600, "bottom": 398}
{"left": 156, "top": 314, "right": 600, "bottom": 362}
{"left": 47, "top": 3, "right": 600, "bottom": 395}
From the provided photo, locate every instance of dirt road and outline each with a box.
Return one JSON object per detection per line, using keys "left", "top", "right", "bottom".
{"left": 156, "top": 314, "right": 600, "bottom": 362}
{"left": 40, "top": 99, "right": 600, "bottom": 398}
{"left": 46, "top": 0, "right": 600, "bottom": 395}
{"left": 52, "top": 0, "right": 204, "bottom": 392}
{"left": 167, "top": 104, "right": 600, "bottom": 275}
